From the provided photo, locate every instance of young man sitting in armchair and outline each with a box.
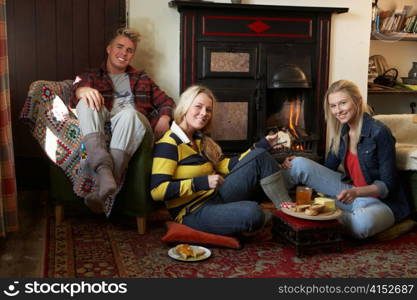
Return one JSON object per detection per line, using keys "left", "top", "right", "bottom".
{"left": 70, "top": 28, "right": 175, "bottom": 213}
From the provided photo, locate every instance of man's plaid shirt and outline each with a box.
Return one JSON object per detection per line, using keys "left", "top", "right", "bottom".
{"left": 70, "top": 63, "right": 175, "bottom": 130}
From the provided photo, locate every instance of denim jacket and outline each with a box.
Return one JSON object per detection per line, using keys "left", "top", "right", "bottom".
{"left": 324, "top": 113, "right": 410, "bottom": 221}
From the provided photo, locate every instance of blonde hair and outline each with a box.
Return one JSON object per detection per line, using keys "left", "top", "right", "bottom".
{"left": 109, "top": 27, "right": 141, "bottom": 48}
{"left": 324, "top": 80, "right": 370, "bottom": 154}
{"left": 174, "top": 85, "right": 223, "bottom": 165}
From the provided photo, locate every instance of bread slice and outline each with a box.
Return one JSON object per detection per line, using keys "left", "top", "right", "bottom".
{"left": 295, "top": 204, "right": 310, "bottom": 212}
{"left": 304, "top": 208, "right": 319, "bottom": 216}
{"left": 191, "top": 247, "right": 205, "bottom": 258}
{"left": 175, "top": 244, "right": 194, "bottom": 259}
{"left": 175, "top": 244, "right": 205, "bottom": 259}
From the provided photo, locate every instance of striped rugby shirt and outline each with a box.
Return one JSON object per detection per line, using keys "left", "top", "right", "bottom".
{"left": 151, "top": 122, "right": 270, "bottom": 223}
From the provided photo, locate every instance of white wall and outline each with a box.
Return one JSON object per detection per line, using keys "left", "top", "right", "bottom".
{"left": 129, "top": 0, "right": 372, "bottom": 102}
{"left": 370, "top": 40, "right": 417, "bottom": 79}
{"left": 129, "top": 0, "right": 180, "bottom": 100}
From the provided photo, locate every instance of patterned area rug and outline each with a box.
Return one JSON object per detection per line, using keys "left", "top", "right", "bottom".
{"left": 44, "top": 212, "right": 417, "bottom": 278}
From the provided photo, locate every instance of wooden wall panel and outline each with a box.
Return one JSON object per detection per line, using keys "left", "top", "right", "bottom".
{"left": 7, "top": 0, "right": 126, "bottom": 189}
{"left": 73, "top": 0, "right": 90, "bottom": 75}
{"left": 105, "top": 0, "right": 123, "bottom": 44}
{"left": 10, "top": 0, "right": 40, "bottom": 158}
{"left": 36, "top": 0, "right": 57, "bottom": 80}
{"left": 56, "top": 0, "right": 74, "bottom": 80}
{"left": 89, "top": 0, "right": 106, "bottom": 68}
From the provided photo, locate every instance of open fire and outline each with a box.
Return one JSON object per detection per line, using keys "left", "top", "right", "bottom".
{"left": 266, "top": 95, "right": 319, "bottom": 160}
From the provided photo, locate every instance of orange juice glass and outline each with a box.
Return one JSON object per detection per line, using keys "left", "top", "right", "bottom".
{"left": 296, "top": 186, "right": 312, "bottom": 205}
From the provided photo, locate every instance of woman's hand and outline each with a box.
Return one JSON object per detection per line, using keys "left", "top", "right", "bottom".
{"left": 208, "top": 174, "right": 225, "bottom": 189}
{"left": 280, "top": 155, "right": 296, "bottom": 169}
{"left": 337, "top": 189, "right": 358, "bottom": 204}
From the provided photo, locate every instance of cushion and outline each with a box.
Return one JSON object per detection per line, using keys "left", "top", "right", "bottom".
{"left": 373, "top": 219, "right": 417, "bottom": 241}
{"left": 162, "top": 221, "right": 241, "bottom": 249}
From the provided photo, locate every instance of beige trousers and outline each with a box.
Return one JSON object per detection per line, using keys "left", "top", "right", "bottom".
{"left": 76, "top": 101, "right": 150, "bottom": 156}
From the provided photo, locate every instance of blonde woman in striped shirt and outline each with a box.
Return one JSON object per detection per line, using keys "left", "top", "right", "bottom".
{"left": 151, "top": 85, "right": 289, "bottom": 236}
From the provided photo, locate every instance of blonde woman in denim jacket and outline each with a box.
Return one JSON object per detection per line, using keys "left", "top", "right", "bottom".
{"left": 280, "top": 80, "right": 410, "bottom": 239}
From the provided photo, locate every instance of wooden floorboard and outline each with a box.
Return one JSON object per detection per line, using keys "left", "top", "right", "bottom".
{"left": 0, "top": 190, "right": 47, "bottom": 277}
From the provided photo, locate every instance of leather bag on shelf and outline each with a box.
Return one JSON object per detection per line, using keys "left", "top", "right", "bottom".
{"left": 373, "top": 68, "right": 398, "bottom": 87}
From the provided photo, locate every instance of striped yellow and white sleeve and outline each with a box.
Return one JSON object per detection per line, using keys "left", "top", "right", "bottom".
{"left": 150, "top": 135, "right": 210, "bottom": 202}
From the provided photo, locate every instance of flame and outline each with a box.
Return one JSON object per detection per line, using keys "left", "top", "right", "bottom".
{"left": 288, "top": 102, "right": 299, "bottom": 138}
{"left": 294, "top": 144, "right": 304, "bottom": 151}
{"left": 295, "top": 100, "right": 300, "bottom": 127}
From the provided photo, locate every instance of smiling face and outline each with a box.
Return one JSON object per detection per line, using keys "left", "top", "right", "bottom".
{"left": 106, "top": 35, "right": 136, "bottom": 74}
{"left": 180, "top": 92, "right": 213, "bottom": 135}
{"left": 328, "top": 91, "right": 357, "bottom": 125}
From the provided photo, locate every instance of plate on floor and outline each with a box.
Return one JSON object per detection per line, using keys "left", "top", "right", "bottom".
{"left": 168, "top": 245, "right": 211, "bottom": 262}
{"left": 281, "top": 207, "right": 343, "bottom": 221}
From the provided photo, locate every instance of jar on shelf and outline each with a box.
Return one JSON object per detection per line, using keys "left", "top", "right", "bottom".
{"left": 408, "top": 62, "right": 417, "bottom": 79}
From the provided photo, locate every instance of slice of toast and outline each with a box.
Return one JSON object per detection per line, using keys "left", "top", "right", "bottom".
{"left": 295, "top": 204, "right": 310, "bottom": 212}
{"left": 175, "top": 244, "right": 205, "bottom": 259}
{"left": 191, "top": 247, "right": 205, "bottom": 258}
{"left": 175, "top": 244, "right": 193, "bottom": 259}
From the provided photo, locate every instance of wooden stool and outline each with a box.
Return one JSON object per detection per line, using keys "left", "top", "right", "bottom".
{"left": 272, "top": 210, "right": 344, "bottom": 257}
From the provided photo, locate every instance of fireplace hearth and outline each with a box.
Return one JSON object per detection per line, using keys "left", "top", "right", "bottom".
{"left": 170, "top": 0, "right": 348, "bottom": 161}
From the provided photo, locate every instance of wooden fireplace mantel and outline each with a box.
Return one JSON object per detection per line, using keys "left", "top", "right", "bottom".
{"left": 168, "top": 1, "right": 348, "bottom": 14}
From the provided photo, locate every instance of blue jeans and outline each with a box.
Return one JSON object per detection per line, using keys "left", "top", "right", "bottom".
{"left": 282, "top": 157, "right": 395, "bottom": 239}
{"left": 182, "top": 148, "right": 280, "bottom": 236}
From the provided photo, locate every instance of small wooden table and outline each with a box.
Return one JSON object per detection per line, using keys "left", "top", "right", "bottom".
{"left": 271, "top": 210, "right": 344, "bottom": 257}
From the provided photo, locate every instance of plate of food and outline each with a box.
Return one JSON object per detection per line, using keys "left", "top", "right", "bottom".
{"left": 281, "top": 197, "right": 343, "bottom": 221}
{"left": 168, "top": 244, "right": 211, "bottom": 262}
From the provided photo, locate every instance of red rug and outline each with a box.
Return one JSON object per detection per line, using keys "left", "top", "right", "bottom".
{"left": 44, "top": 213, "right": 417, "bottom": 278}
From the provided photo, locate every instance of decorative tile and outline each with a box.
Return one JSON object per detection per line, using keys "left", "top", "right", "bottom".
{"left": 211, "top": 102, "right": 248, "bottom": 141}
{"left": 210, "top": 52, "right": 250, "bottom": 73}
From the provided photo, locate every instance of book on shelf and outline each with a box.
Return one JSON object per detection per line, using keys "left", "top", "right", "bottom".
{"left": 374, "top": 5, "right": 415, "bottom": 34}
{"left": 402, "top": 16, "right": 412, "bottom": 32}
{"left": 403, "top": 15, "right": 417, "bottom": 33}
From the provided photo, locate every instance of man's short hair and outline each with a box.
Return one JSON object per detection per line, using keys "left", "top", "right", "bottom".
{"left": 111, "top": 27, "right": 141, "bottom": 46}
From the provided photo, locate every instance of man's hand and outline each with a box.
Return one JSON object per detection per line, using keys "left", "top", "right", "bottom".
{"left": 154, "top": 115, "right": 171, "bottom": 140}
{"left": 337, "top": 189, "right": 357, "bottom": 204}
{"left": 208, "top": 174, "right": 225, "bottom": 189}
{"left": 76, "top": 87, "right": 104, "bottom": 111}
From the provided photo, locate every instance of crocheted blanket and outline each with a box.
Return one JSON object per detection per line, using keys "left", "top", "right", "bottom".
{"left": 19, "top": 80, "right": 116, "bottom": 216}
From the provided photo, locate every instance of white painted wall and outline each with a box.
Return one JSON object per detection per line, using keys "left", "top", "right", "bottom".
{"left": 129, "top": 0, "right": 372, "bottom": 103}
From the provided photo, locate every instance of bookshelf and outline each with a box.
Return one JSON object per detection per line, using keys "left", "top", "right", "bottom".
{"left": 368, "top": 89, "right": 417, "bottom": 95}
{"left": 371, "top": 31, "right": 417, "bottom": 41}
{"left": 369, "top": 1, "right": 417, "bottom": 114}
{"left": 371, "top": 0, "right": 417, "bottom": 41}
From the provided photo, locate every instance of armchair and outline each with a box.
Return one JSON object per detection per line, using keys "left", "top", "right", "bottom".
{"left": 374, "top": 114, "right": 417, "bottom": 217}
{"left": 20, "top": 80, "right": 158, "bottom": 233}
